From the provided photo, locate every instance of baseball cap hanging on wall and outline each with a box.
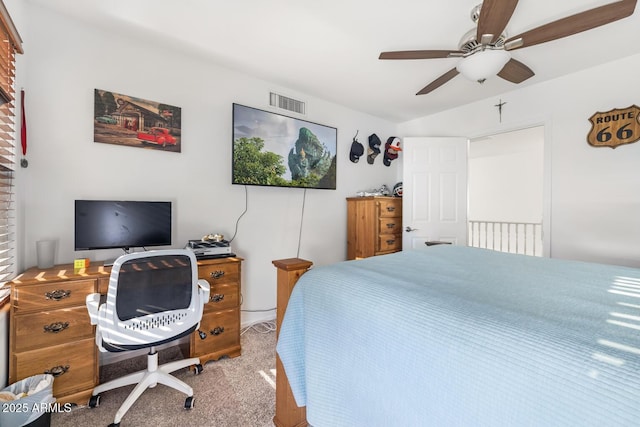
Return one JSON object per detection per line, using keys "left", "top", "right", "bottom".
{"left": 383, "top": 137, "right": 402, "bottom": 166}
{"left": 367, "top": 133, "right": 381, "bottom": 164}
{"left": 349, "top": 130, "right": 364, "bottom": 163}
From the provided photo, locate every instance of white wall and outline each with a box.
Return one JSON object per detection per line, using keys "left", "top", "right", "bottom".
{"left": 399, "top": 54, "right": 640, "bottom": 267}
{"left": 11, "top": 2, "right": 399, "bottom": 326}
{"left": 468, "top": 126, "right": 544, "bottom": 223}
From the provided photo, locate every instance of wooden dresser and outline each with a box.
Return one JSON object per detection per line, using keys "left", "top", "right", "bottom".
{"left": 8, "top": 256, "right": 243, "bottom": 405}
{"left": 347, "top": 196, "right": 402, "bottom": 260}
{"left": 191, "top": 257, "right": 243, "bottom": 365}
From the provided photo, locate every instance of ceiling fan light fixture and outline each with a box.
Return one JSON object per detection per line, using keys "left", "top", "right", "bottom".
{"left": 456, "top": 49, "right": 511, "bottom": 83}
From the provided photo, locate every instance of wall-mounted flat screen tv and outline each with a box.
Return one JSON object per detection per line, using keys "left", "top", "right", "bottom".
{"left": 232, "top": 103, "right": 337, "bottom": 189}
{"left": 75, "top": 200, "right": 172, "bottom": 251}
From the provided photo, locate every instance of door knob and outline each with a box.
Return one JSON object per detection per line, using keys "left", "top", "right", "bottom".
{"left": 405, "top": 226, "right": 418, "bottom": 232}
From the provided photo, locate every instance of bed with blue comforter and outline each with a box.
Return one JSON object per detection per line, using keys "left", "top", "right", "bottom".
{"left": 276, "top": 245, "right": 640, "bottom": 426}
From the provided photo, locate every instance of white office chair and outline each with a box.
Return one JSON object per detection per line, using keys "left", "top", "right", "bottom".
{"left": 86, "top": 249, "right": 210, "bottom": 427}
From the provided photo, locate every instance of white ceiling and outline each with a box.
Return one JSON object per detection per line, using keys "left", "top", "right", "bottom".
{"left": 26, "top": 0, "right": 640, "bottom": 123}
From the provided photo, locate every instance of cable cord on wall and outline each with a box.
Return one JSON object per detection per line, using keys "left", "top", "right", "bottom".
{"left": 239, "top": 293, "right": 275, "bottom": 313}
{"left": 229, "top": 185, "right": 248, "bottom": 243}
{"left": 296, "top": 188, "right": 307, "bottom": 258}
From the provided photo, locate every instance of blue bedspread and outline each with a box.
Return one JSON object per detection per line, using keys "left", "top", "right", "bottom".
{"left": 276, "top": 246, "right": 640, "bottom": 426}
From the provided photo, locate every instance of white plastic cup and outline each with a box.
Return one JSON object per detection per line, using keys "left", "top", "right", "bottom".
{"left": 36, "top": 240, "right": 56, "bottom": 269}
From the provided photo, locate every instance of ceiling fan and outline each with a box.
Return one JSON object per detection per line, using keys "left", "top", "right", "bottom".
{"left": 379, "top": 0, "right": 638, "bottom": 95}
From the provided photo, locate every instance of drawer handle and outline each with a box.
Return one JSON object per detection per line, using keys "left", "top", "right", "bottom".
{"left": 386, "top": 223, "right": 396, "bottom": 228}
{"left": 210, "top": 293, "right": 225, "bottom": 303}
{"left": 45, "top": 289, "right": 71, "bottom": 301}
{"left": 43, "top": 321, "right": 69, "bottom": 333}
{"left": 44, "top": 365, "right": 69, "bottom": 377}
{"left": 210, "top": 270, "right": 225, "bottom": 279}
{"left": 386, "top": 206, "right": 396, "bottom": 212}
{"left": 210, "top": 326, "right": 225, "bottom": 336}
{"left": 386, "top": 239, "right": 396, "bottom": 245}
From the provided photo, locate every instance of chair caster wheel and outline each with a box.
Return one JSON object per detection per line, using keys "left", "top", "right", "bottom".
{"left": 88, "top": 394, "right": 100, "bottom": 408}
{"left": 184, "top": 396, "right": 195, "bottom": 409}
{"left": 194, "top": 364, "right": 203, "bottom": 375}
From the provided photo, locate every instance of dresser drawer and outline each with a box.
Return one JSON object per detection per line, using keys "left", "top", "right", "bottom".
{"left": 14, "top": 338, "right": 96, "bottom": 399}
{"left": 13, "top": 279, "right": 96, "bottom": 312}
{"left": 378, "top": 217, "right": 402, "bottom": 234}
{"left": 199, "top": 262, "right": 239, "bottom": 286}
{"left": 193, "top": 309, "right": 239, "bottom": 358}
{"left": 377, "top": 199, "right": 401, "bottom": 218}
{"left": 205, "top": 282, "right": 239, "bottom": 312}
{"left": 378, "top": 234, "right": 401, "bottom": 252}
{"left": 14, "top": 306, "right": 93, "bottom": 352}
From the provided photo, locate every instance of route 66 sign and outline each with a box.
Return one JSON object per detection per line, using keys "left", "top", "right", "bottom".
{"left": 587, "top": 105, "right": 640, "bottom": 148}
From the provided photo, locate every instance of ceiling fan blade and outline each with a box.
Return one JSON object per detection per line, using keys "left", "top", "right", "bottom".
{"left": 476, "top": 0, "right": 520, "bottom": 44}
{"left": 416, "top": 68, "right": 460, "bottom": 95}
{"left": 497, "top": 58, "right": 535, "bottom": 83}
{"left": 379, "top": 50, "right": 463, "bottom": 60}
{"left": 505, "top": 0, "right": 637, "bottom": 50}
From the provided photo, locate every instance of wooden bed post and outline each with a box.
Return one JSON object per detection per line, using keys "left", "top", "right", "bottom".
{"left": 272, "top": 258, "right": 312, "bottom": 427}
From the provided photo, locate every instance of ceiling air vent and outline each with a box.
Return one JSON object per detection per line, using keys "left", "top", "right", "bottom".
{"left": 269, "top": 92, "right": 306, "bottom": 115}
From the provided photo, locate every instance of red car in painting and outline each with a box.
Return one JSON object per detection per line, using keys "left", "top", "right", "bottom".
{"left": 136, "top": 127, "right": 177, "bottom": 146}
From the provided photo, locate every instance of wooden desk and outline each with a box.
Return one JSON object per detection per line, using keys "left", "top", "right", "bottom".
{"left": 8, "top": 256, "right": 243, "bottom": 405}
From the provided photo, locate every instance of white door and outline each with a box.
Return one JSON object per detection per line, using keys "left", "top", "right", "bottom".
{"left": 402, "top": 137, "right": 468, "bottom": 250}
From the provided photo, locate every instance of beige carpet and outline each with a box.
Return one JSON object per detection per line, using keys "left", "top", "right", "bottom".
{"left": 51, "top": 325, "right": 276, "bottom": 427}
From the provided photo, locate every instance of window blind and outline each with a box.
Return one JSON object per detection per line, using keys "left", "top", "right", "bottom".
{"left": 0, "top": 1, "right": 22, "bottom": 291}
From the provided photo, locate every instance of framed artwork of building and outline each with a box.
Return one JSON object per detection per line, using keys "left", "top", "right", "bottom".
{"left": 94, "top": 89, "right": 182, "bottom": 153}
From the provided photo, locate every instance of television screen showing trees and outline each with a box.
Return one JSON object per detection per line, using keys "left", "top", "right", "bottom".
{"left": 232, "top": 103, "right": 337, "bottom": 190}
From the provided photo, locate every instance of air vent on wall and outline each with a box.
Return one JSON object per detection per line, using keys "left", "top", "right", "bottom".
{"left": 269, "top": 92, "right": 306, "bottom": 115}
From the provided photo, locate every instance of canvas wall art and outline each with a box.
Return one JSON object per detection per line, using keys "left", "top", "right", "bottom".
{"left": 94, "top": 89, "right": 182, "bottom": 152}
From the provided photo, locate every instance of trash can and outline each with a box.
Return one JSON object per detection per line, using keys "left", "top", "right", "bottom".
{"left": 0, "top": 374, "right": 55, "bottom": 427}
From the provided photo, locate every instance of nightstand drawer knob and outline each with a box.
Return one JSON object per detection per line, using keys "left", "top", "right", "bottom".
{"left": 44, "top": 321, "right": 69, "bottom": 333}
{"left": 210, "top": 270, "right": 225, "bottom": 279}
{"left": 44, "top": 364, "right": 69, "bottom": 377}
{"left": 45, "top": 289, "right": 71, "bottom": 301}
{"left": 386, "top": 206, "right": 396, "bottom": 212}
{"left": 210, "top": 293, "right": 225, "bottom": 303}
{"left": 386, "top": 223, "right": 396, "bottom": 228}
{"left": 386, "top": 239, "right": 395, "bottom": 245}
{"left": 210, "top": 326, "right": 225, "bottom": 336}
